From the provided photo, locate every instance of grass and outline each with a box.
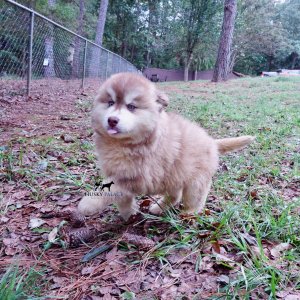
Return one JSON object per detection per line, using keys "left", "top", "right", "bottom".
{"left": 162, "top": 76, "right": 300, "bottom": 298}
{"left": 0, "top": 76, "right": 299, "bottom": 298}
{"left": 0, "top": 266, "right": 48, "bottom": 300}
{"left": 0, "top": 136, "right": 96, "bottom": 202}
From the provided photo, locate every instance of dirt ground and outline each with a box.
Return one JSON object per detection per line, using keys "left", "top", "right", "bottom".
{"left": 1, "top": 79, "right": 223, "bottom": 300}
{"left": 0, "top": 78, "right": 299, "bottom": 300}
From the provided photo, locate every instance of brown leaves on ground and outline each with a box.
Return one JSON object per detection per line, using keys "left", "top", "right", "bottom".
{"left": 1, "top": 78, "right": 299, "bottom": 299}
{"left": 0, "top": 78, "right": 100, "bottom": 143}
{"left": 1, "top": 193, "right": 295, "bottom": 299}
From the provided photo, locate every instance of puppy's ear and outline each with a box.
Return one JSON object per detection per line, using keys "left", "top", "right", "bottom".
{"left": 156, "top": 91, "right": 169, "bottom": 110}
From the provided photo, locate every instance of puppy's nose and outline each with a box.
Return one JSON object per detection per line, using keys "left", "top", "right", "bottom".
{"left": 108, "top": 116, "right": 119, "bottom": 128}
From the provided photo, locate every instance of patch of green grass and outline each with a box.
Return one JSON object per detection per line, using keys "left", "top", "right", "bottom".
{"left": 159, "top": 77, "right": 300, "bottom": 298}
{"left": 0, "top": 266, "right": 49, "bottom": 300}
{"left": 0, "top": 134, "right": 97, "bottom": 203}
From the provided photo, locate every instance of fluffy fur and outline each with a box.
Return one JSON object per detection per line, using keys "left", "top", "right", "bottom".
{"left": 78, "top": 73, "right": 254, "bottom": 220}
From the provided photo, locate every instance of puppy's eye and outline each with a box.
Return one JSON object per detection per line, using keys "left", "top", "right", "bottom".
{"left": 127, "top": 104, "right": 136, "bottom": 112}
{"left": 108, "top": 100, "right": 114, "bottom": 107}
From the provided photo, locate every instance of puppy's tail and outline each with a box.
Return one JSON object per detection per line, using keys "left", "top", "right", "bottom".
{"left": 216, "top": 136, "right": 255, "bottom": 155}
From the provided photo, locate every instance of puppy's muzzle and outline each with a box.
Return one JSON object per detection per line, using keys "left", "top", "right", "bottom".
{"left": 108, "top": 116, "right": 119, "bottom": 128}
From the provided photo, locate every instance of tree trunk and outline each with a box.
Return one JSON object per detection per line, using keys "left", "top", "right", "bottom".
{"left": 183, "top": 65, "right": 189, "bottom": 82}
{"left": 212, "top": 0, "right": 237, "bottom": 82}
{"left": 72, "top": 0, "right": 85, "bottom": 78}
{"left": 89, "top": 0, "right": 109, "bottom": 77}
{"left": 44, "top": 0, "right": 56, "bottom": 78}
{"left": 183, "top": 53, "right": 193, "bottom": 82}
{"left": 229, "top": 50, "right": 237, "bottom": 73}
{"left": 130, "top": 45, "right": 135, "bottom": 61}
{"left": 146, "top": 48, "right": 151, "bottom": 67}
{"left": 146, "top": 0, "right": 158, "bottom": 67}
{"left": 121, "top": 41, "right": 127, "bottom": 57}
{"left": 268, "top": 55, "right": 274, "bottom": 71}
{"left": 290, "top": 52, "right": 299, "bottom": 69}
{"left": 95, "top": 0, "right": 109, "bottom": 46}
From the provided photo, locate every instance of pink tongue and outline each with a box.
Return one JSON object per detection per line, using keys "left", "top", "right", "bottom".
{"left": 108, "top": 128, "right": 118, "bottom": 134}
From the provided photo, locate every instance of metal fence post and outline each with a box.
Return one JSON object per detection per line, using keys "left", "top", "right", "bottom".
{"left": 118, "top": 57, "right": 122, "bottom": 73}
{"left": 105, "top": 51, "right": 109, "bottom": 79}
{"left": 81, "top": 40, "right": 88, "bottom": 89}
{"left": 27, "top": 11, "right": 34, "bottom": 96}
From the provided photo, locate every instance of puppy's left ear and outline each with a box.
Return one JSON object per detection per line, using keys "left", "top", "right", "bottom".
{"left": 156, "top": 91, "right": 169, "bottom": 111}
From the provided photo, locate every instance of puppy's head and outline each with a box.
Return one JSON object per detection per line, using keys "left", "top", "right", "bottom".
{"left": 92, "top": 73, "right": 168, "bottom": 141}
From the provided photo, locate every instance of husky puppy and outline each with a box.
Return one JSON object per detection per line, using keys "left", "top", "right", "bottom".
{"left": 78, "top": 73, "right": 254, "bottom": 220}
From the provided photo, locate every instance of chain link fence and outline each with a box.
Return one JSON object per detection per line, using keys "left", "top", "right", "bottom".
{"left": 0, "top": 0, "right": 138, "bottom": 98}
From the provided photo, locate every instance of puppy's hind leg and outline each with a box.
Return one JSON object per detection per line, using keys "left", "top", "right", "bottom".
{"left": 78, "top": 194, "right": 113, "bottom": 216}
{"left": 182, "top": 178, "right": 212, "bottom": 214}
{"left": 149, "top": 188, "right": 183, "bottom": 215}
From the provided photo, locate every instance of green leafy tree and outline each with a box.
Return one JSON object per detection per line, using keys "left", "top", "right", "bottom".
{"left": 172, "top": 0, "right": 222, "bottom": 81}
{"left": 232, "top": 0, "right": 288, "bottom": 74}
{"left": 279, "top": 0, "right": 300, "bottom": 69}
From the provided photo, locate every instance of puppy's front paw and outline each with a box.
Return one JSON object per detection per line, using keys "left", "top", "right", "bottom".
{"left": 118, "top": 200, "right": 139, "bottom": 221}
{"left": 149, "top": 203, "right": 163, "bottom": 215}
{"left": 78, "top": 196, "right": 104, "bottom": 216}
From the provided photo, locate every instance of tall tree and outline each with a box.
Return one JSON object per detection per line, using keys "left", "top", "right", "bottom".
{"left": 89, "top": 0, "right": 109, "bottom": 77}
{"left": 212, "top": 0, "right": 237, "bottom": 82}
{"left": 279, "top": 0, "right": 300, "bottom": 69}
{"left": 72, "top": 0, "right": 85, "bottom": 78}
{"left": 95, "top": 0, "right": 109, "bottom": 46}
{"left": 232, "top": 0, "right": 288, "bottom": 74}
{"left": 175, "top": 0, "right": 221, "bottom": 81}
{"left": 44, "top": 0, "right": 56, "bottom": 77}
{"left": 10, "top": 0, "right": 300, "bottom": 77}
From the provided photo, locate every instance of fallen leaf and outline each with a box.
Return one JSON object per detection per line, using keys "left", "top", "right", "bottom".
{"left": 213, "top": 251, "right": 234, "bottom": 263}
{"left": 37, "top": 159, "right": 48, "bottom": 171}
{"left": 236, "top": 174, "right": 248, "bottom": 182}
{"left": 217, "top": 274, "right": 230, "bottom": 284}
{"left": 56, "top": 201, "right": 71, "bottom": 207}
{"left": 15, "top": 202, "right": 23, "bottom": 209}
{"left": 48, "top": 227, "right": 58, "bottom": 243}
{"left": 99, "top": 286, "right": 112, "bottom": 294}
{"left": 211, "top": 240, "right": 221, "bottom": 254}
{"left": 271, "top": 243, "right": 292, "bottom": 259}
{"left": 61, "top": 134, "right": 75, "bottom": 143}
{"left": 121, "top": 232, "right": 155, "bottom": 250}
{"left": 50, "top": 276, "right": 68, "bottom": 290}
{"left": 0, "top": 216, "right": 9, "bottom": 224}
{"left": 51, "top": 194, "right": 71, "bottom": 201}
{"left": 204, "top": 209, "right": 211, "bottom": 215}
{"left": 249, "top": 189, "right": 259, "bottom": 200}
{"left": 198, "top": 231, "right": 211, "bottom": 238}
{"left": 285, "top": 295, "right": 300, "bottom": 300}
{"left": 169, "top": 269, "right": 181, "bottom": 278}
{"left": 11, "top": 190, "right": 30, "bottom": 200}
{"left": 40, "top": 206, "right": 54, "bottom": 213}
{"left": 81, "top": 266, "right": 97, "bottom": 275}
{"left": 60, "top": 194, "right": 72, "bottom": 201}
{"left": 29, "top": 218, "right": 46, "bottom": 229}
{"left": 241, "top": 232, "right": 257, "bottom": 245}
{"left": 277, "top": 291, "right": 290, "bottom": 298}
{"left": 139, "top": 199, "right": 151, "bottom": 208}
{"left": 3, "top": 237, "right": 23, "bottom": 256}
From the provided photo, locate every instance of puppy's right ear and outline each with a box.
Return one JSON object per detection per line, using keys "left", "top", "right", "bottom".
{"left": 156, "top": 91, "right": 169, "bottom": 111}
